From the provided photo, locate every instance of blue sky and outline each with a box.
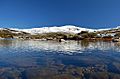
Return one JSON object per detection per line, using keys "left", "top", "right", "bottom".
{"left": 0, "top": 0, "right": 120, "bottom": 29}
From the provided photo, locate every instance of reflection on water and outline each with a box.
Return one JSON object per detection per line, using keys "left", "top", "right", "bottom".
{"left": 0, "top": 39, "right": 119, "bottom": 79}
{"left": 0, "top": 39, "right": 119, "bottom": 54}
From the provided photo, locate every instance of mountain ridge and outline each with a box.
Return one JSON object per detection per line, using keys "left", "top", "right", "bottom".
{"left": 0, "top": 25, "right": 120, "bottom": 34}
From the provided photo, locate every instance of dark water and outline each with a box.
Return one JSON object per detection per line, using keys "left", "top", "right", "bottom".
{"left": 0, "top": 39, "right": 120, "bottom": 79}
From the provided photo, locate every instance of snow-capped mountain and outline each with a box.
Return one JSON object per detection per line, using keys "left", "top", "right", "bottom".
{"left": 13, "top": 25, "right": 97, "bottom": 34}
{"left": 1, "top": 25, "right": 119, "bottom": 35}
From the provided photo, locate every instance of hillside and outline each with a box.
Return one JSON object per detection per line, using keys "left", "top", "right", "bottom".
{"left": 0, "top": 25, "right": 120, "bottom": 40}
{"left": 0, "top": 28, "right": 30, "bottom": 38}
{"left": 14, "top": 25, "right": 96, "bottom": 34}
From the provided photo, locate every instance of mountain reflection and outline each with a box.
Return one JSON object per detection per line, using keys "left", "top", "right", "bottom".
{"left": 80, "top": 40, "right": 89, "bottom": 48}
{"left": 0, "top": 40, "right": 13, "bottom": 47}
{"left": 0, "top": 40, "right": 119, "bottom": 54}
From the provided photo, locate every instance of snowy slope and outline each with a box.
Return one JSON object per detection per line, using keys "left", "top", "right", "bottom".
{"left": 15, "top": 25, "right": 97, "bottom": 34}
{"left": 1, "top": 25, "right": 118, "bottom": 35}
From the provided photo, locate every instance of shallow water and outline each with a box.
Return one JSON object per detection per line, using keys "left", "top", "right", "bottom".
{"left": 0, "top": 39, "right": 120, "bottom": 79}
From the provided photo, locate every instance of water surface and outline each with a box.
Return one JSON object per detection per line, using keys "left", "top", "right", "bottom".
{"left": 0, "top": 40, "right": 120, "bottom": 79}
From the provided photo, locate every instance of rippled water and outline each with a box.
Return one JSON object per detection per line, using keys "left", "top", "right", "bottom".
{"left": 0, "top": 39, "right": 120, "bottom": 79}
